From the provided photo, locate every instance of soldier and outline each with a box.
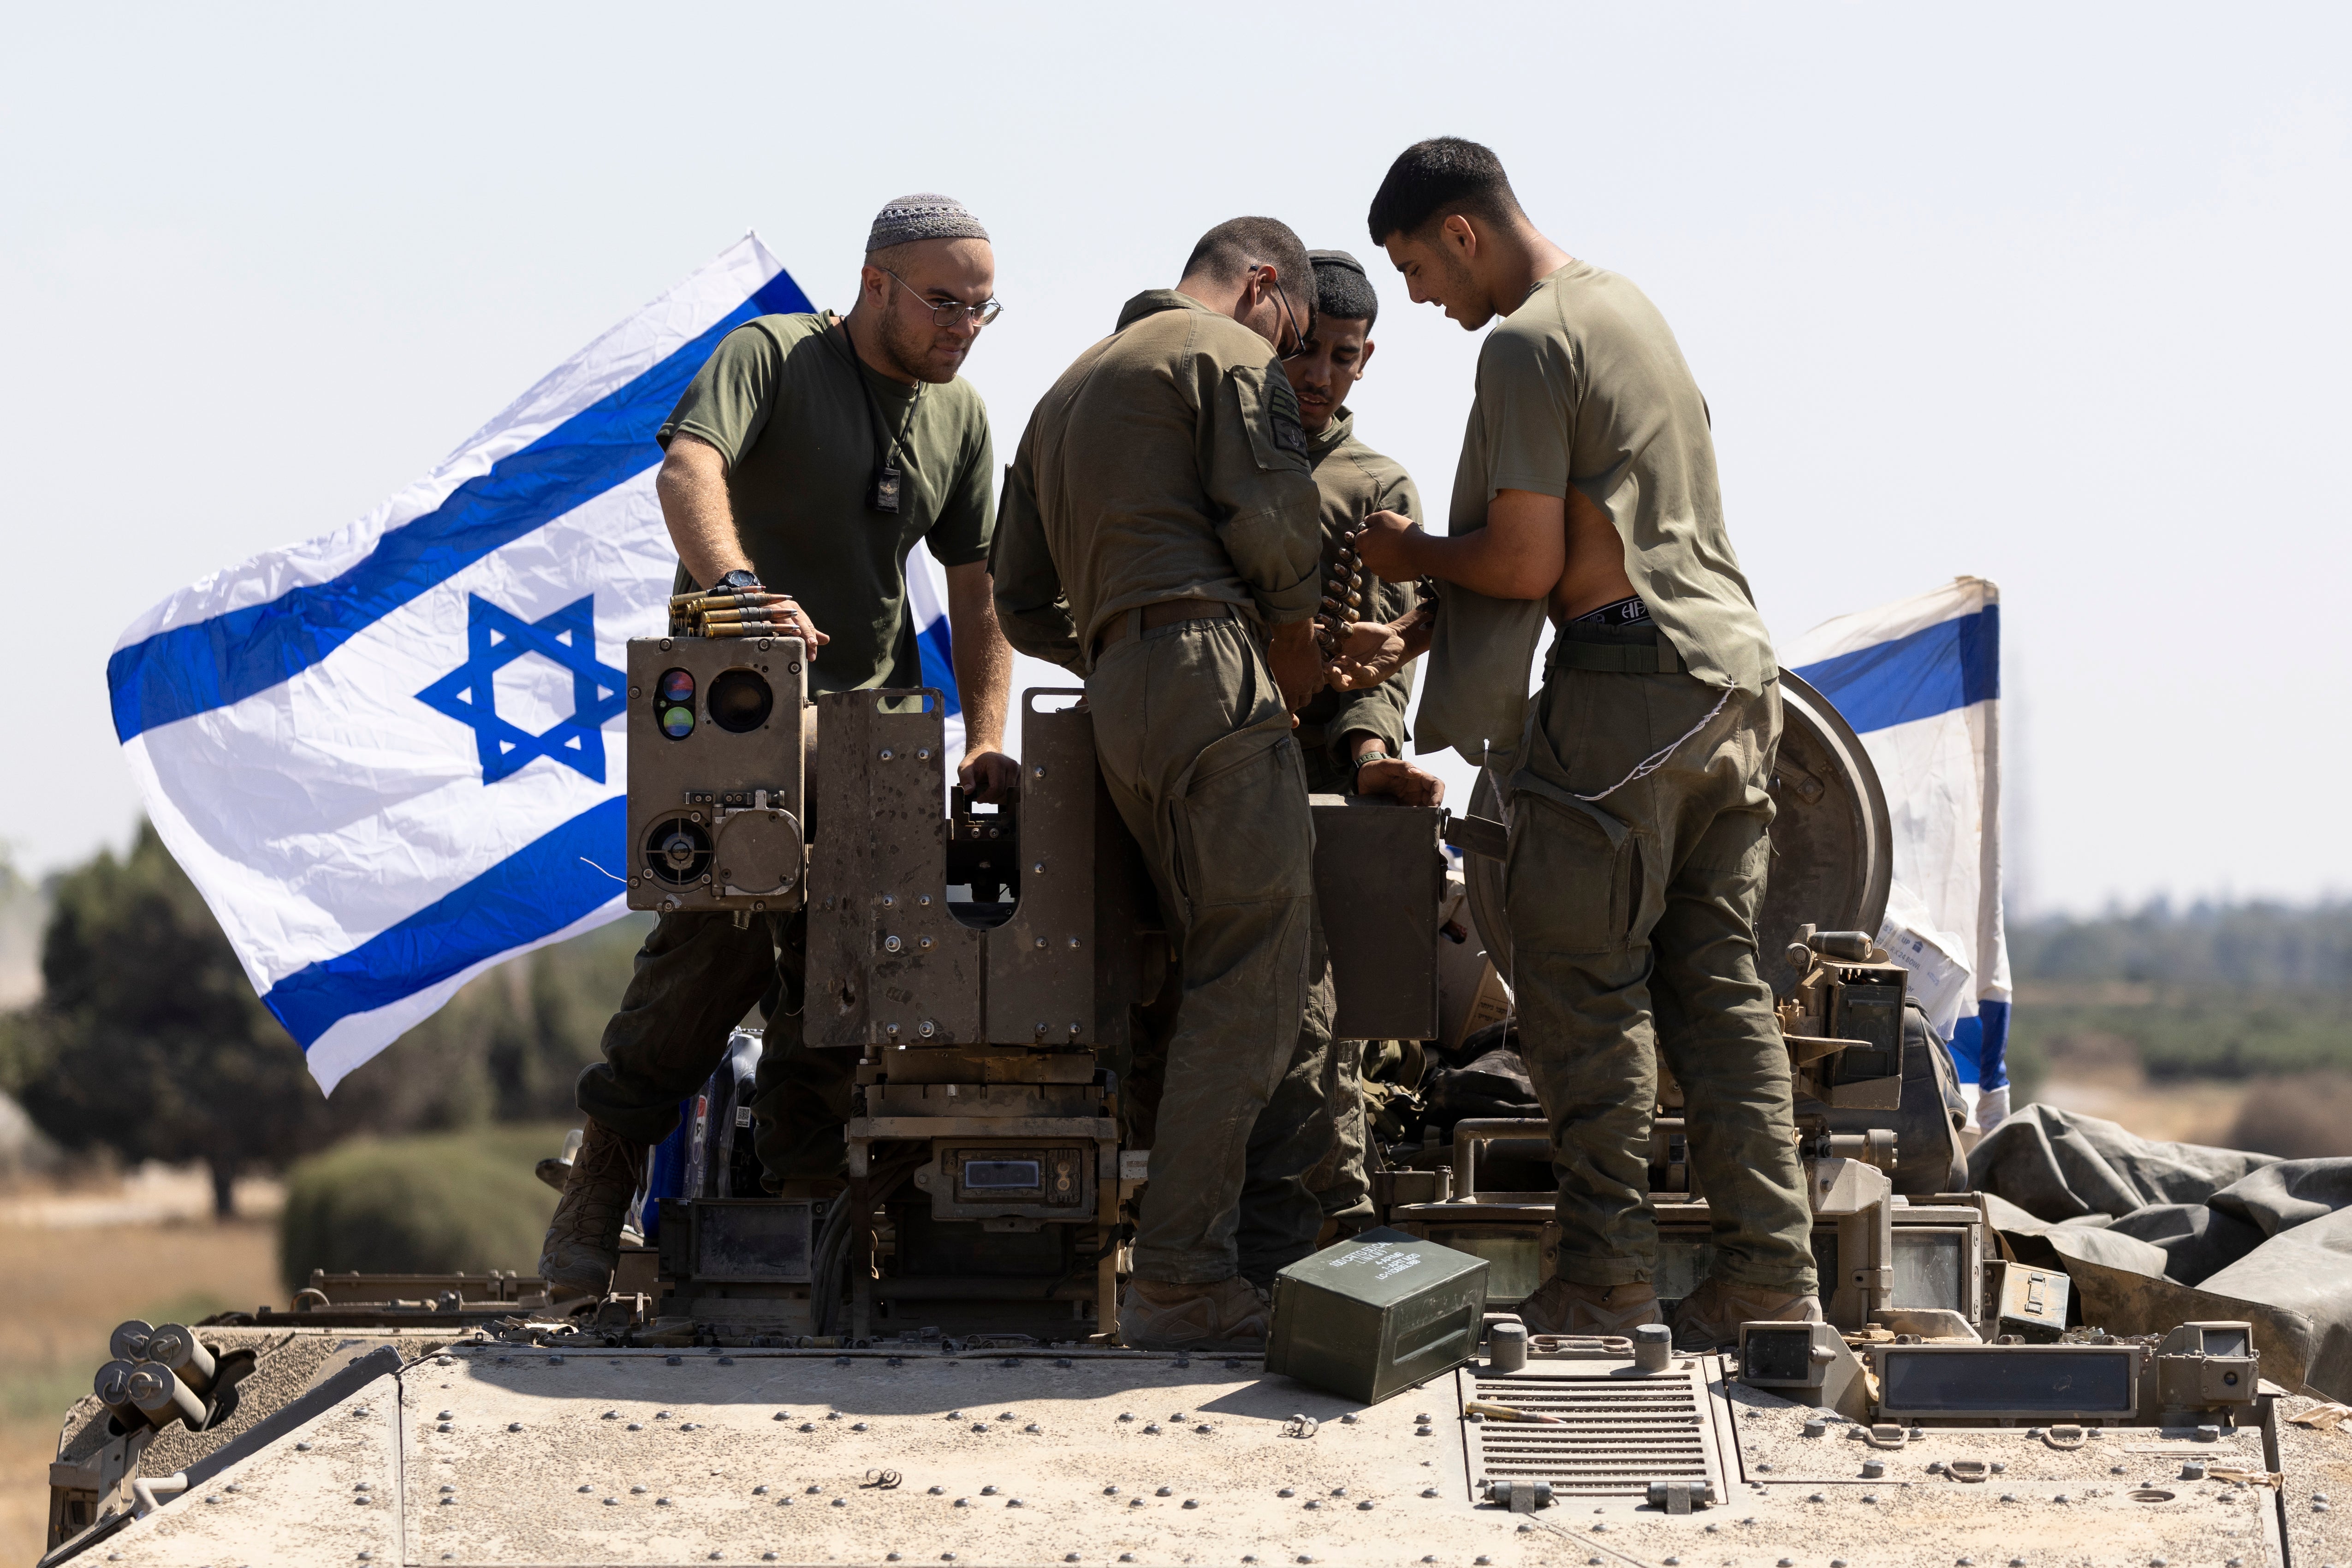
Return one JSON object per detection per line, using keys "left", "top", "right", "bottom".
{"left": 540, "top": 194, "right": 1019, "bottom": 1296}
{"left": 992, "top": 217, "right": 1333, "bottom": 1348}
{"left": 1281, "top": 248, "right": 1445, "bottom": 1236}
{"left": 1353, "top": 138, "right": 1821, "bottom": 1348}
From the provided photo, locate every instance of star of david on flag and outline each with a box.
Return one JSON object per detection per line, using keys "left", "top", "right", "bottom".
{"left": 104, "top": 236, "right": 818, "bottom": 1092}
{"left": 416, "top": 595, "right": 628, "bottom": 783}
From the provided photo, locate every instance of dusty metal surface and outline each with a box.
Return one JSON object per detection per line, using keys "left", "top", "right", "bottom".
{"left": 984, "top": 693, "right": 1097, "bottom": 1046}
{"left": 2275, "top": 1394, "right": 2352, "bottom": 1568}
{"left": 75, "top": 1368, "right": 401, "bottom": 1567}
{"left": 54, "top": 1337, "right": 2337, "bottom": 1567}
{"left": 395, "top": 1348, "right": 1479, "bottom": 1566}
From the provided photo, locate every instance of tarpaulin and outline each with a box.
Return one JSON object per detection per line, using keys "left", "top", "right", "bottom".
{"left": 1972, "top": 1104, "right": 2352, "bottom": 1398}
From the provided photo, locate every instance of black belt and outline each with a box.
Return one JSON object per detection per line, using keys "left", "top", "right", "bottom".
{"left": 1549, "top": 618, "right": 1684, "bottom": 674}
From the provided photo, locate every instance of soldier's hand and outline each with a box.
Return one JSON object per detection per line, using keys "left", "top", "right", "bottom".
{"left": 958, "top": 749, "right": 1021, "bottom": 804}
{"left": 769, "top": 596, "right": 830, "bottom": 649}
{"left": 1266, "top": 621, "right": 1325, "bottom": 712}
{"left": 1324, "top": 620, "right": 1406, "bottom": 690}
{"left": 1355, "top": 757, "right": 1446, "bottom": 808}
{"left": 1353, "top": 510, "right": 1419, "bottom": 580}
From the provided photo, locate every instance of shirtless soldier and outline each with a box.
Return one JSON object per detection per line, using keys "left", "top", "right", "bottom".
{"left": 1350, "top": 138, "right": 1821, "bottom": 1348}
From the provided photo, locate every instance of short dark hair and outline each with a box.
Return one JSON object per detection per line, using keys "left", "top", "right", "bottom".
{"left": 1310, "top": 250, "right": 1379, "bottom": 330}
{"left": 1366, "top": 137, "right": 1523, "bottom": 244}
{"left": 1182, "top": 215, "right": 1313, "bottom": 300}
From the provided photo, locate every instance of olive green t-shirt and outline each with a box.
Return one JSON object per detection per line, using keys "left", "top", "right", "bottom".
{"left": 657, "top": 312, "right": 995, "bottom": 695}
{"left": 1419, "top": 260, "right": 1775, "bottom": 760}
{"left": 1295, "top": 408, "right": 1421, "bottom": 787}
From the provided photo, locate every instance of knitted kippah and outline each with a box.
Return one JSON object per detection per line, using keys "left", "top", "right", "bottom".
{"left": 866, "top": 193, "right": 990, "bottom": 252}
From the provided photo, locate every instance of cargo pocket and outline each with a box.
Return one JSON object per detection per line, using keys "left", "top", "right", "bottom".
{"left": 1167, "top": 721, "right": 1312, "bottom": 922}
{"left": 1504, "top": 787, "right": 1637, "bottom": 956}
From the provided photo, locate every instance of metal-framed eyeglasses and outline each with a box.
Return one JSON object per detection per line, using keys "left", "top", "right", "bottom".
{"left": 1250, "top": 264, "right": 1313, "bottom": 361}
{"left": 882, "top": 268, "right": 1004, "bottom": 328}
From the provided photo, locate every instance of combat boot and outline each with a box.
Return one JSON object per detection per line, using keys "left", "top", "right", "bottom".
{"left": 1515, "top": 1277, "right": 1662, "bottom": 1336}
{"left": 538, "top": 1119, "right": 647, "bottom": 1299}
{"left": 1117, "top": 1276, "right": 1271, "bottom": 1351}
{"left": 1667, "top": 1276, "right": 1822, "bottom": 1350}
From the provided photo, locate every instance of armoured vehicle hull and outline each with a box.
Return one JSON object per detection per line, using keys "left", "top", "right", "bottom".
{"left": 45, "top": 1324, "right": 2346, "bottom": 1566}
{"left": 40, "top": 648, "right": 2352, "bottom": 1564}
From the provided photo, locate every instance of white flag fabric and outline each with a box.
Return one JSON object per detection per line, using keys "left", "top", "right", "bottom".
{"left": 106, "top": 237, "right": 823, "bottom": 1094}
{"left": 1783, "top": 576, "right": 2013, "bottom": 1128}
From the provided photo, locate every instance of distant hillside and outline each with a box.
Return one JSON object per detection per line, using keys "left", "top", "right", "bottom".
{"left": 2013, "top": 900, "right": 2352, "bottom": 993}
{"left": 2008, "top": 900, "right": 2352, "bottom": 1089}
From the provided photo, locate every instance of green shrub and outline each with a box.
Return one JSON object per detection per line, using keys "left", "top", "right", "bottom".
{"left": 278, "top": 1126, "right": 569, "bottom": 1292}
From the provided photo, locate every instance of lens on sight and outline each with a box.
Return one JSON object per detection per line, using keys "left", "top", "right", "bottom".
{"left": 658, "top": 668, "right": 695, "bottom": 705}
{"left": 660, "top": 706, "right": 695, "bottom": 739}
{"left": 707, "top": 667, "right": 773, "bottom": 733}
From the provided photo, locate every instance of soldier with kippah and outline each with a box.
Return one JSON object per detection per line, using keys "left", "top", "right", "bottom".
{"left": 540, "top": 194, "right": 1017, "bottom": 1297}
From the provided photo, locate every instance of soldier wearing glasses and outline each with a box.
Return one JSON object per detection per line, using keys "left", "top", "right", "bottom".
{"left": 992, "top": 217, "right": 1336, "bottom": 1348}
{"left": 542, "top": 194, "right": 1017, "bottom": 1297}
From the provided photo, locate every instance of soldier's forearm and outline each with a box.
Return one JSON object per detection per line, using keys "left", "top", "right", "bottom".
{"left": 656, "top": 434, "right": 753, "bottom": 588}
{"left": 944, "top": 562, "right": 1012, "bottom": 754}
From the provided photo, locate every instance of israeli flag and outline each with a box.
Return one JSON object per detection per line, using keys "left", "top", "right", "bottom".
{"left": 1784, "top": 577, "right": 2013, "bottom": 1128}
{"left": 102, "top": 235, "right": 892, "bottom": 1094}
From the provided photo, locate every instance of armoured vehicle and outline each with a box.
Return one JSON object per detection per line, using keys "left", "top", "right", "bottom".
{"left": 37, "top": 627, "right": 2352, "bottom": 1566}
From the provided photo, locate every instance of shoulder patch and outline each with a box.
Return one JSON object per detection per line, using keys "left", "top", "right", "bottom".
{"left": 1269, "top": 375, "right": 1308, "bottom": 455}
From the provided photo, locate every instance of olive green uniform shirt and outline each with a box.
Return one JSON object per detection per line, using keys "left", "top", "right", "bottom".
{"left": 1418, "top": 260, "right": 1775, "bottom": 761}
{"left": 657, "top": 312, "right": 995, "bottom": 695}
{"left": 991, "top": 290, "right": 1323, "bottom": 672}
{"left": 1295, "top": 409, "right": 1422, "bottom": 785}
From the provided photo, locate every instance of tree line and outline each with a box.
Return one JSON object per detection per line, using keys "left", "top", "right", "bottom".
{"left": 0, "top": 825, "right": 643, "bottom": 1216}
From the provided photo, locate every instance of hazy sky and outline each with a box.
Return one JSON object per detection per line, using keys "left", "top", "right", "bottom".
{"left": 4, "top": 3, "right": 2346, "bottom": 915}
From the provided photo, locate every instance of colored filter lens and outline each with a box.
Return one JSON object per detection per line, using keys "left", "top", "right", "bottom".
{"left": 660, "top": 706, "right": 695, "bottom": 739}
{"left": 658, "top": 668, "right": 696, "bottom": 704}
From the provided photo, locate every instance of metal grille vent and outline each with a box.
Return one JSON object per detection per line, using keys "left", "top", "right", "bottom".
{"left": 1461, "top": 1367, "right": 1729, "bottom": 1498}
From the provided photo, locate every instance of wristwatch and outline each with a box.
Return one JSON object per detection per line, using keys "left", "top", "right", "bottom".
{"left": 712, "top": 569, "right": 763, "bottom": 593}
{"left": 1352, "top": 747, "right": 1393, "bottom": 784}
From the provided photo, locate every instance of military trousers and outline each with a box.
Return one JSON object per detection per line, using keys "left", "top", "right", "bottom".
{"left": 573, "top": 905, "right": 854, "bottom": 1183}
{"left": 1504, "top": 630, "right": 1817, "bottom": 1295}
{"left": 1087, "top": 613, "right": 1334, "bottom": 1286}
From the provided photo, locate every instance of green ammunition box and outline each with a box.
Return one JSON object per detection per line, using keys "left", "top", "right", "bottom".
{"left": 1264, "top": 1226, "right": 1490, "bottom": 1405}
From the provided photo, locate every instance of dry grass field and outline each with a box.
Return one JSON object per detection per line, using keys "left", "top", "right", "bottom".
{"left": 0, "top": 1190, "right": 281, "bottom": 1566}
{"left": 2031, "top": 1064, "right": 2256, "bottom": 1146}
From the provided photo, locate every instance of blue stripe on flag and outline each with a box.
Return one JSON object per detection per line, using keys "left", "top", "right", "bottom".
{"left": 1793, "top": 606, "right": 1999, "bottom": 734}
{"left": 1949, "top": 998, "right": 2011, "bottom": 1091}
{"left": 914, "top": 617, "right": 961, "bottom": 718}
{"left": 108, "top": 269, "right": 813, "bottom": 744}
{"left": 262, "top": 796, "right": 628, "bottom": 1048}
